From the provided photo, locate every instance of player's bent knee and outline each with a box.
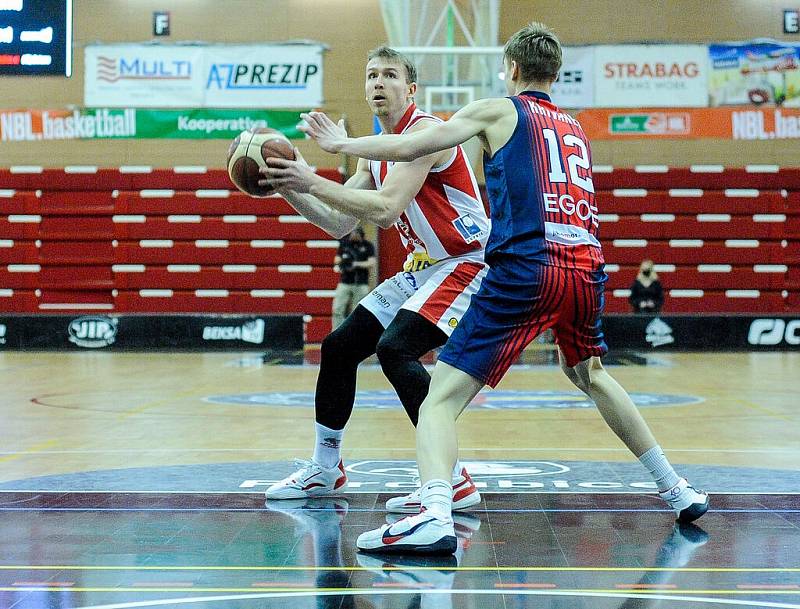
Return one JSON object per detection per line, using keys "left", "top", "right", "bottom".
{"left": 321, "top": 325, "right": 359, "bottom": 362}
{"left": 563, "top": 357, "right": 600, "bottom": 393}
{"left": 375, "top": 333, "right": 403, "bottom": 365}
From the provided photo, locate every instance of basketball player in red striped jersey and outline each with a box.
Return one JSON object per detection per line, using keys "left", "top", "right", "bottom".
{"left": 301, "top": 23, "right": 709, "bottom": 555}
{"left": 260, "top": 47, "right": 489, "bottom": 513}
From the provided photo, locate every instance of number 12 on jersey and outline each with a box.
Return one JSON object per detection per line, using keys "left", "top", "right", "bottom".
{"left": 542, "top": 128, "right": 595, "bottom": 194}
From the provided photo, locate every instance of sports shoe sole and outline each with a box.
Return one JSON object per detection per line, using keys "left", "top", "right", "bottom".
{"left": 676, "top": 496, "right": 710, "bottom": 523}
{"left": 358, "top": 534, "right": 458, "bottom": 556}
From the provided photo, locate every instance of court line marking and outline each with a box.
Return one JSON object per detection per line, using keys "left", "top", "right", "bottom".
{"left": 0, "top": 440, "right": 58, "bottom": 464}
{"left": 730, "top": 396, "right": 796, "bottom": 423}
{"left": 1, "top": 491, "right": 799, "bottom": 501}
{"left": 2, "top": 507, "right": 800, "bottom": 515}
{"left": 37, "top": 587, "right": 800, "bottom": 609}
{"left": 2, "top": 447, "right": 800, "bottom": 454}
{"left": 2, "top": 565, "right": 799, "bottom": 572}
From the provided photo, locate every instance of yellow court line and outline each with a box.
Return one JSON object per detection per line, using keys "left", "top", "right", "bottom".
{"left": 0, "top": 440, "right": 58, "bottom": 464}
{"left": 730, "top": 397, "right": 797, "bottom": 423}
{"left": 1, "top": 565, "right": 799, "bottom": 572}
{"left": 1, "top": 586, "right": 800, "bottom": 595}
{"left": 118, "top": 388, "right": 199, "bottom": 420}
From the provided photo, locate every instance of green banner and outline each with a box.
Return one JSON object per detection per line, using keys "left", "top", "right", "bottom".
{"left": 0, "top": 108, "right": 307, "bottom": 141}
{"left": 133, "top": 108, "right": 308, "bottom": 139}
{"left": 609, "top": 114, "right": 650, "bottom": 134}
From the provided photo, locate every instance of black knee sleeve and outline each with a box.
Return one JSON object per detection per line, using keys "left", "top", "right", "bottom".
{"left": 376, "top": 310, "right": 448, "bottom": 426}
{"left": 315, "top": 305, "right": 384, "bottom": 430}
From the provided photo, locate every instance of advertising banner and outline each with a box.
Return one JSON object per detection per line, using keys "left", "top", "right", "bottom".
{"left": 135, "top": 108, "right": 306, "bottom": 139}
{"left": 708, "top": 40, "right": 800, "bottom": 107}
{"left": 551, "top": 46, "right": 595, "bottom": 108}
{"left": 85, "top": 43, "right": 324, "bottom": 108}
{"left": 0, "top": 315, "right": 303, "bottom": 350}
{"left": 85, "top": 44, "right": 206, "bottom": 107}
{"left": 0, "top": 108, "right": 306, "bottom": 140}
{"left": 202, "top": 44, "right": 324, "bottom": 108}
{"left": 594, "top": 45, "right": 708, "bottom": 107}
{"left": 576, "top": 106, "right": 800, "bottom": 139}
{"left": 603, "top": 315, "right": 800, "bottom": 351}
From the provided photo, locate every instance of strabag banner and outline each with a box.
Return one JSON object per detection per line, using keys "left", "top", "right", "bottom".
{"left": 85, "top": 43, "right": 324, "bottom": 108}
{"left": 0, "top": 108, "right": 307, "bottom": 140}
{"left": 708, "top": 40, "right": 800, "bottom": 107}
{"left": 594, "top": 45, "right": 708, "bottom": 107}
{"left": 576, "top": 106, "right": 800, "bottom": 139}
{"left": 551, "top": 46, "right": 595, "bottom": 108}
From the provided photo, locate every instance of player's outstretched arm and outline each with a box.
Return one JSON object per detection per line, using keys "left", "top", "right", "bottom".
{"left": 301, "top": 98, "right": 504, "bottom": 162}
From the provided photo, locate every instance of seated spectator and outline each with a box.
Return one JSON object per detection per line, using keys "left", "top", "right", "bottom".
{"left": 629, "top": 259, "right": 664, "bottom": 313}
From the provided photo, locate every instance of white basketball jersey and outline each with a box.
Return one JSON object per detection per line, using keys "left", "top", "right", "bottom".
{"left": 369, "top": 104, "right": 490, "bottom": 271}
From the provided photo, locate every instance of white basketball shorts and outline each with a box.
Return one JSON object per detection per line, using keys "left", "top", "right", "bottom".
{"left": 359, "top": 255, "right": 488, "bottom": 336}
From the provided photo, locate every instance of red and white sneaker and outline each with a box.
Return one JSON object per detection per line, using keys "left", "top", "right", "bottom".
{"left": 264, "top": 459, "right": 347, "bottom": 500}
{"left": 385, "top": 467, "right": 481, "bottom": 513}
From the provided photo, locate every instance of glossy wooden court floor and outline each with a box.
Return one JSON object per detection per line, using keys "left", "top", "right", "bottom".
{"left": 1, "top": 350, "right": 799, "bottom": 609}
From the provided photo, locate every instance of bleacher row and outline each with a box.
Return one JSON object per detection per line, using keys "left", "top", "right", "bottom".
{"left": 0, "top": 165, "right": 798, "bottom": 343}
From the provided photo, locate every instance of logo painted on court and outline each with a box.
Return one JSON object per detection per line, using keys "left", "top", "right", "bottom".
{"left": 204, "top": 389, "right": 703, "bottom": 410}
{"left": 345, "top": 460, "right": 570, "bottom": 479}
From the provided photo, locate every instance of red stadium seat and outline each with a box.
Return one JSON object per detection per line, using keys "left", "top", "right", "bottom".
{"left": 2, "top": 165, "right": 796, "bottom": 320}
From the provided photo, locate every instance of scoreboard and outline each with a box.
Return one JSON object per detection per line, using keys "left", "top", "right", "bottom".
{"left": 0, "top": 0, "right": 72, "bottom": 76}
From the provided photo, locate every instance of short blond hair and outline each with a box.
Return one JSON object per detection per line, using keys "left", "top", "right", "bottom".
{"left": 503, "top": 22, "right": 562, "bottom": 83}
{"left": 367, "top": 46, "right": 417, "bottom": 84}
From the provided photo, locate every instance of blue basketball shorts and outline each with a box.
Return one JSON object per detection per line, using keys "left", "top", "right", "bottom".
{"left": 437, "top": 259, "right": 609, "bottom": 387}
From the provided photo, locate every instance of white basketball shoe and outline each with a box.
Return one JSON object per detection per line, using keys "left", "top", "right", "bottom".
{"left": 357, "top": 512, "right": 457, "bottom": 555}
{"left": 385, "top": 467, "right": 481, "bottom": 513}
{"left": 265, "top": 459, "right": 347, "bottom": 500}
{"left": 659, "top": 478, "right": 709, "bottom": 523}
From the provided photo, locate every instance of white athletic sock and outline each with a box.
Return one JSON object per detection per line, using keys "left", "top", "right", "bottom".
{"left": 452, "top": 460, "right": 463, "bottom": 479}
{"left": 312, "top": 422, "right": 343, "bottom": 469}
{"left": 420, "top": 479, "right": 453, "bottom": 521}
{"left": 639, "top": 445, "right": 681, "bottom": 493}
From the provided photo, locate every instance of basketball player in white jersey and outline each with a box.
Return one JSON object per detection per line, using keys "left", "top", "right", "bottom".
{"left": 259, "top": 47, "right": 490, "bottom": 513}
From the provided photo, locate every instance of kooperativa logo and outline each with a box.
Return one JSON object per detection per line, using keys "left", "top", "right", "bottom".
{"left": 68, "top": 316, "right": 118, "bottom": 348}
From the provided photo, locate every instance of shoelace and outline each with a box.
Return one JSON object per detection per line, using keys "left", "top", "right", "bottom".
{"left": 290, "top": 458, "right": 319, "bottom": 481}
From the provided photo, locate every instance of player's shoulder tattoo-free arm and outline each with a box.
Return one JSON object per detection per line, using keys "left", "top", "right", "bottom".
{"left": 339, "top": 98, "right": 509, "bottom": 162}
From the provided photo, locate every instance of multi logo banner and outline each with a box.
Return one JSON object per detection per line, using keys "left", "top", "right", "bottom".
{"left": 84, "top": 43, "right": 325, "bottom": 108}
{"left": 0, "top": 108, "right": 307, "bottom": 140}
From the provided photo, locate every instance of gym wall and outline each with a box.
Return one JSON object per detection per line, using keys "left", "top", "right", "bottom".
{"left": 0, "top": 0, "right": 797, "bottom": 168}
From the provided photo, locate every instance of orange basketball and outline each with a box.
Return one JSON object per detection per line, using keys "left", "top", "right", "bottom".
{"left": 227, "top": 128, "right": 296, "bottom": 197}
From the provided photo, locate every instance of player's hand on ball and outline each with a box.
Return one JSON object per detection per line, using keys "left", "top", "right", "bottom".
{"left": 300, "top": 112, "right": 347, "bottom": 153}
{"left": 259, "top": 158, "right": 318, "bottom": 194}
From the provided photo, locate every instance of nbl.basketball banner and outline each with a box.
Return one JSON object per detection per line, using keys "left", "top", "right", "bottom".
{"left": 576, "top": 106, "right": 800, "bottom": 139}
{"left": 0, "top": 108, "right": 307, "bottom": 140}
{"left": 85, "top": 43, "right": 325, "bottom": 108}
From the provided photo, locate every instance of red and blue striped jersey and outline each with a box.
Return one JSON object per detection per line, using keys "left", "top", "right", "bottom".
{"left": 483, "top": 91, "right": 604, "bottom": 271}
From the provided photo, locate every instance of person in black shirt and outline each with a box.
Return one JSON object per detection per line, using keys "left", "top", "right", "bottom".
{"left": 629, "top": 259, "right": 665, "bottom": 313}
{"left": 332, "top": 227, "right": 375, "bottom": 329}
